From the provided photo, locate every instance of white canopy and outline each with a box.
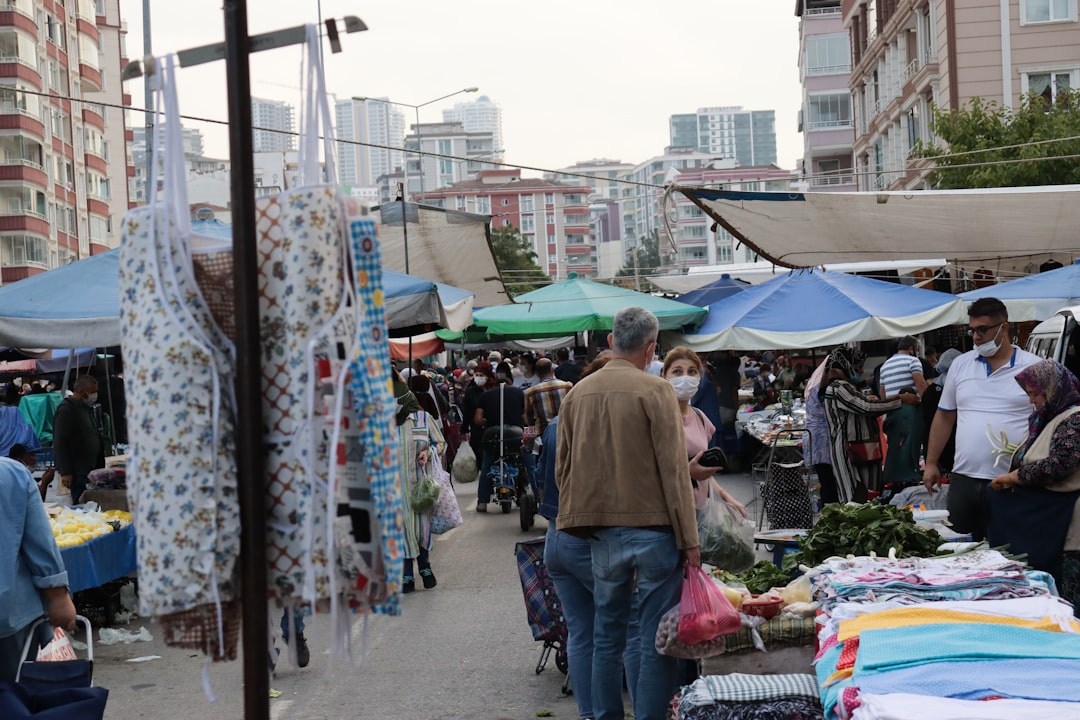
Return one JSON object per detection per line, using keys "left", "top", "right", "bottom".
{"left": 676, "top": 185, "right": 1080, "bottom": 273}
{"left": 650, "top": 258, "right": 948, "bottom": 294}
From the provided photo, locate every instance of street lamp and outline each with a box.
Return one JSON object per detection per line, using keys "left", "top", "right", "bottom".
{"left": 352, "top": 87, "right": 478, "bottom": 202}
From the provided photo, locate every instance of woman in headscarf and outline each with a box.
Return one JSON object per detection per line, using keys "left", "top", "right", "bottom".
{"left": 391, "top": 368, "right": 446, "bottom": 593}
{"left": 990, "top": 360, "right": 1080, "bottom": 599}
{"left": 820, "top": 347, "right": 919, "bottom": 503}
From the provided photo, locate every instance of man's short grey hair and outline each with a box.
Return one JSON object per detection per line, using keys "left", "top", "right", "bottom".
{"left": 611, "top": 307, "right": 659, "bottom": 354}
{"left": 73, "top": 375, "right": 98, "bottom": 393}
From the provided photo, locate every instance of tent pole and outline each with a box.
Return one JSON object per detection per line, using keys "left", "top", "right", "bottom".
{"left": 100, "top": 349, "right": 116, "bottom": 454}
{"left": 224, "top": 2, "right": 269, "bottom": 718}
{"left": 400, "top": 188, "right": 413, "bottom": 370}
{"left": 61, "top": 349, "right": 75, "bottom": 395}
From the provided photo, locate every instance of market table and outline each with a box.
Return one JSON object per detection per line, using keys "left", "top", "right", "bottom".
{"left": 60, "top": 523, "right": 136, "bottom": 593}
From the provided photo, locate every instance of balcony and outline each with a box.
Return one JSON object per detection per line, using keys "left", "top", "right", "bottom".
{"left": 79, "top": 63, "right": 102, "bottom": 92}
{"left": 0, "top": 161, "right": 46, "bottom": 187}
{"left": 0, "top": 114, "right": 44, "bottom": 139}
{"left": 0, "top": 212, "right": 49, "bottom": 235}
{"left": 0, "top": 8, "right": 37, "bottom": 35}
{"left": 0, "top": 57, "right": 41, "bottom": 86}
{"left": 810, "top": 174, "right": 856, "bottom": 188}
{"left": 82, "top": 106, "right": 104, "bottom": 130}
{"left": 807, "top": 64, "right": 852, "bottom": 76}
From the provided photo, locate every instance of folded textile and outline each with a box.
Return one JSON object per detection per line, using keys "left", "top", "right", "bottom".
{"left": 837, "top": 607, "right": 1079, "bottom": 641}
{"left": 86, "top": 467, "right": 126, "bottom": 490}
{"left": 684, "top": 698, "right": 824, "bottom": 720}
{"left": 679, "top": 673, "right": 819, "bottom": 711}
{"left": 722, "top": 615, "right": 817, "bottom": 654}
{"left": 851, "top": 692, "right": 1080, "bottom": 720}
{"left": 853, "top": 657, "right": 1080, "bottom": 703}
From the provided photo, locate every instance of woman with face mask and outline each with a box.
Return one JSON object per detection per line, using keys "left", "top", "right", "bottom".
{"left": 989, "top": 360, "right": 1080, "bottom": 603}
{"left": 661, "top": 348, "right": 747, "bottom": 516}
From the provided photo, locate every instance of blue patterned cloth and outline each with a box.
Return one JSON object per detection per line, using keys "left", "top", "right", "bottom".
{"left": 854, "top": 657, "right": 1080, "bottom": 702}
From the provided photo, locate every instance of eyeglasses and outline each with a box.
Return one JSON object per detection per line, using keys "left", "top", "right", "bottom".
{"left": 967, "top": 321, "right": 1004, "bottom": 338}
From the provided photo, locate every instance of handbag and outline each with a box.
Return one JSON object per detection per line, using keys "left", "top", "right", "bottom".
{"left": 430, "top": 469, "right": 463, "bottom": 534}
{"left": 848, "top": 439, "right": 883, "bottom": 463}
{"left": 408, "top": 463, "right": 442, "bottom": 513}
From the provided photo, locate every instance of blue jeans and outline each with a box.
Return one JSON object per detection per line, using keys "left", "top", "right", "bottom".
{"left": 280, "top": 608, "right": 305, "bottom": 640}
{"left": 590, "top": 526, "right": 682, "bottom": 720}
{"left": 544, "top": 522, "right": 595, "bottom": 720}
{"left": 522, "top": 451, "right": 538, "bottom": 497}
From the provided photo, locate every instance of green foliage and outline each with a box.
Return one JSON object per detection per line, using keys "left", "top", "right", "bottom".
{"left": 489, "top": 227, "right": 552, "bottom": 297}
{"left": 616, "top": 229, "right": 663, "bottom": 291}
{"left": 915, "top": 90, "right": 1080, "bottom": 188}
{"left": 714, "top": 561, "right": 793, "bottom": 595}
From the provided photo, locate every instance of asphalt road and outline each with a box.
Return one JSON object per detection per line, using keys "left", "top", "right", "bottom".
{"left": 88, "top": 472, "right": 760, "bottom": 719}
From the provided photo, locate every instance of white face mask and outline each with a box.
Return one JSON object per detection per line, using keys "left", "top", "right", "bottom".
{"left": 474, "top": 376, "right": 487, "bottom": 387}
{"left": 668, "top": 375, "right": 700, "bottom": 400}
{"left": 975, "top": 326, "right": 1004, "bottom": 358}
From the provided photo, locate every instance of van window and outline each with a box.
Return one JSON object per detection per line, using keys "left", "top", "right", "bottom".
{"left": 1067, "top": 327, "right": 1080, "bottom": 379}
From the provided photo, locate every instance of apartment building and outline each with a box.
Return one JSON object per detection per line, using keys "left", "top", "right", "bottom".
{"left": 442, "top": 95, "right": 503, "bottom": 162}
{"left": 0, "top": 0, "right": 131, "bottom": 281}
{"left": 797, "top": 0, "right": 857, "bottom": 191}
{"left": 669, "top": 107, "right": 778, "bottom": 166}
{"left": 402, "top": 121, "right": 498, "bottom": 199}
{"left": 420, "top": 168, "right": 592, "bottom": 280}
{"left": 251, "top": 97, "right": 295, "bottom": 153}
{"left": 334, "top": 97, "right": 406, "bottom": 189}
{"left": 844, "top": 0, "right": 1080, "bottom": 190}
{"left": 543, "top": 158, "right": 635, "bottom": 201}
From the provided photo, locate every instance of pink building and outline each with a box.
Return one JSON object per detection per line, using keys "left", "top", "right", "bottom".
{"left": 843, "top": 0, "right": 1080, "bottom": 190}
{"left": 420, "top": 169, "right": 594, "bottom": 280}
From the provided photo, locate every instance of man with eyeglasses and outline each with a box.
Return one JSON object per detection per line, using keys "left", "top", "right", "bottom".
{"left": 923, "top": 298, "right": 1039, "bottom": 539}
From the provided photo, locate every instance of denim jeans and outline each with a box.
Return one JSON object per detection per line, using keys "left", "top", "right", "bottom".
{"left": 544, "top": 522, "right": 595, "bottom": 720}
{"left": 590, "top": 526, "right": 682, "bottom": 720}
{"left": 478, "top": 450, "right": 495, "bottom": 506}
{"left": 522, "top": 451, "right": 538, "bottom": 497}
{"left": 280, "top": 607, "right": 305, "bottom": 640}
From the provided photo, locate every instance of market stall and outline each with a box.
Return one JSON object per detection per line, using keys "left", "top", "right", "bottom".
{"left": 50, "top": 506, "right": 136, "bottom": 594}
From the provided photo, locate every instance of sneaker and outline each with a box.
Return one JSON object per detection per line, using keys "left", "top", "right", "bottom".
{"left": 403, "top": 575, "right": 416, "bottom": 594}
{"left": 295, "top": 633, "right": 310, "bottom": 669}
{"left": 419, "top": 567, "right": 437, "bottom": 589}
{"left": 476, "top": 502, "right": 488, "bottom": 513}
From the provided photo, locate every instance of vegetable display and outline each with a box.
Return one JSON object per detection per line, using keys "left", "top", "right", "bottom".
{"left": 714, "top": 561, "right": 793, "bottom": 595}
{"left": 781, "top": 503, "right": 943, "bottom": 573}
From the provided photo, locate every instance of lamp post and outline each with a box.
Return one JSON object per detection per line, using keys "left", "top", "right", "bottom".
{"left": 352, "top": 87, "right": 478, "bottom": 202}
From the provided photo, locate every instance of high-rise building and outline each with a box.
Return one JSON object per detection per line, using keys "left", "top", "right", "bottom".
{"left": 0, "top": 0, "right": 131, "bottom": 280}
{"left": 402, "top": 121, "right": 498, "bottom": 199}
{"left": 844, "top": 0, "right": 1080, "bottom": 191}
{"left": 543, "top": 159, "right": 635, "bottom": 201}
{"left": 251, "top": 97, "right": 295, "bottom": 153}
{"left": 442, "top": 95, "right": 503, "bottom": 160}
{"left": 668, "top": 107, "right": 778, "bottom": 166}
{"left": 130, "top": 125, "right": 211, "bottom": 203}
{"left": 797, "top": 0, "right": 856, "bottom": 191}
{"left": 334, "top": 97, "right": 406, "bottom": 188}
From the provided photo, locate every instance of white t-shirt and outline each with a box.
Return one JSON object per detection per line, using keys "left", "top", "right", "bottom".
{"left": 513, "top": 373, "right": 536, "bottom": 390}
{"left": 879, "top": 352, "right": 922, "bottom": 397}
{"left": 937, "top": 347, "right": 1039, "bottom": 479}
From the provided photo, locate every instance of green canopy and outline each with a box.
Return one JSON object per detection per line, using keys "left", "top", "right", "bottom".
{"left": 442, "top": 275, "right": 706, "bottom": 339}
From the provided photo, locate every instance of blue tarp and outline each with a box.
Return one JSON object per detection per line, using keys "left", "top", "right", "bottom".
{"left": 960, "top": 259, "right": 1080, "bottom": 321}
{"left": 668, "top": 268, "right": 967, "bottom": 351}
{"left": 676, "top": 273, "right": 749, "bottom": 307}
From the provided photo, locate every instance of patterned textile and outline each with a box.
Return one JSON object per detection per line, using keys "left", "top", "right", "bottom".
{"left": 86, "top": 467, "right": 125, "bottom": 490}
{"left": 678, "top": 673, "right": 819, "bottom": 709}
{"left": 764, "top": 462, "right": 813, "bottom": 529}
{"left": 342, "top": 205, "right": 406, "bottom": 615}
{"left": 396, "top": 412, "right": 443, "bottom": 558}
{"left": 853, "top": 657, "right": 1080, "bottom": 703}
{"left": 1062, "top": 551, "right": 1080, "bottom": 615}
{"left": 523, "top": 378, "right": 573, "bottom": 432}
{"left": 837, "top": 607, "right": 1080, "bottom": 642}
{"left": 1014, "top": 359, "right": 1080, "bottom": 463}
{"left": 157, "top": 600, "right": 241, "bottom": 661}
{"left": 429, "top": 464, "right": 463, "bottom": 534}
{"left": 682, "top": 698, "right": 824, "bottom": 720}
{"left": 1017, "top": 413, "right": 1080, "bottom": 487}
{"left": 190, "top": 250, "right": 235, "bottom": 341}
{"left": 513, "top": 537, "right": 567, "bottom": 646}
{"left": 822, "top": 379, "right": 900, "bottom": 501}
{"left": 851, "top": 692, "right": 1080, "bottom": 720}
{"left": 722, "top": 615, "right": 817, "bottom": 654}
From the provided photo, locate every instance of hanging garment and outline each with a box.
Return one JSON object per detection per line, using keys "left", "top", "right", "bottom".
{"left": 119, "top": 56, "right": 241, "bottom": 660}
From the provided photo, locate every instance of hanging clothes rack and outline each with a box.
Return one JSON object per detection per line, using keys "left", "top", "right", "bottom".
{"left": 121, "top": 8, "right": 367, "bottom": 719}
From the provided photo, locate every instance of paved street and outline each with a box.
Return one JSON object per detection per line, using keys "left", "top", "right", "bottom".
{"left": 88, "top": 472, "right": 758, "bottom": 719}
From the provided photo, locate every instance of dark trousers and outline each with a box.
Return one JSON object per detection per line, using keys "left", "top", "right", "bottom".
{"left": 815, "top": 464, "right": 838, "bottom": 505}
{"left": 0, "top": 619, "right": 52, "bottom": 683}
{"left": 71, "top": 473, "right": 89, "bottom": 505}
{"left": 946, "top": 474, "right": 992, "bottom": 541}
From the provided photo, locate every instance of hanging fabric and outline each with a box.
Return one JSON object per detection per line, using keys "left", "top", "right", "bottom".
{"left": 118, "top": 55, "right": 241, "bottom": 661}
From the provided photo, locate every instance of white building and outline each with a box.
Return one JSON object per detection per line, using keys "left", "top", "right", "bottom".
{"left": 669, "top": 107, "right": 778, "bottom": 167}
{"left": 544, "top": 159, "right": 635, "bottom": 202}
{"left": 403, "top": 121, "right": 498, "bottom": 199}
{"left": 251, "top": 97, "right": 295, "bottom": 153}
{"left": 334, "top": 97, "right": 406, "bottom": 189}
{"left": 442, "top": 95, "right": 503, "bottom": 161}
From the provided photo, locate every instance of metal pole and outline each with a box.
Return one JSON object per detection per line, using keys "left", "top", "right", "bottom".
{"left": 400, "top": 185, "right": 413, "bottom": 369}
{"left": 415, "top": 106, "right": 423, "bottom": 202}
{"left": 223, "top": 2, "right": 269, "bottom": 718}
{"left": 142, "top": 0, "right": 153, "bottom": 195}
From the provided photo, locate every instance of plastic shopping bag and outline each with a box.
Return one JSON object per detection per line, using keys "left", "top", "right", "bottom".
{"left": 677, "top": 565, "right": 741, "bottom": 645}
{"left": 430, "top": 469, "right": 463, "bottom": 534}
{"left": 655, "top": 603, "right": 728, "bottom": 659}
{"left": 697, "top": 490, "right": 756, "bottom": 573}
{"left": 451, "top": 442, "right": 478, "bottom": 484}
{"left": 36, "top": 629, "right": 77, "bottom": 662}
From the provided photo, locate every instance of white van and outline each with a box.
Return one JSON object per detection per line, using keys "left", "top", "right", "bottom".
{"left": 1026, "top": 305, "right": 1080, "bottom": 376}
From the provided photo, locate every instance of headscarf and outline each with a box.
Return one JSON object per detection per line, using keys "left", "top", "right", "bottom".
{"left": 825, "top": 347, "right": 865, "bottom": 381}
{"left": 1014, "top": 359, "right": 1080, "bottom": 460}
{"left": 934, "top": 348, "right": 962, "bottom": 385}
{"left": 392, "top": 369, "right": 421, "bottom": 426}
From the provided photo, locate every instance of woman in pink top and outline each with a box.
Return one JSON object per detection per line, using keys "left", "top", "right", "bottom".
{"left": 661, "top": 347, "right": 747, "bottom": 516}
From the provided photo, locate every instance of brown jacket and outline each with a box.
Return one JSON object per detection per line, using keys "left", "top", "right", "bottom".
{"left": 555, "top": 358, "right": 699, "bottom": 550}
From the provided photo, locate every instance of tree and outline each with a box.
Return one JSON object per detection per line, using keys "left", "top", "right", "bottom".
{"left": 616, "top": 229, "right": 664, "bottom": 292}
{"left": 489, "top": 227, "right": 552, "bottom": 297}
{"left": 914, "top": 90, "right": 1080, "bottom": 188}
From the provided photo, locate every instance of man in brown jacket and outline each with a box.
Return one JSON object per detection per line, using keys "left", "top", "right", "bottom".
{"left": 556, "top": 306, "right": 700, "bottom": 720}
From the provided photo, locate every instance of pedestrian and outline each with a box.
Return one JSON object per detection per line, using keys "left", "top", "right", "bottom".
{"left": 513, "top": 352, "right": 538, "bottom": 390}
{"left": 392, "top": 369, "right": 443, "bottom": 593}
{"left": 821, "top": 348, "right": 919, "bottom": 503}
{"left": 461, "top": 362, "right": 494, "bottom": 471}
{"left": 53, "top": 375, "right": 103, "bottom": 505}
{"left": 803, "top": 359, "right": 838, "bottom": 504}
{"left": 554, "top": 347, "right": 584, "bottom": 385}
{"left": 538, "top": 354, "right": 611, "bottom": 720}
{"left": 693, "top": 351, "right": 741, "bottom": 449}
{"left": 524, "top": 358, "right": 573, "bottom": 435}
{"left": 988, "top": 360, "right": 1080, "bottom": 589}
{"left": 0, "top": 456, "right": 77, "bottom": 682}
{"left": 923, "top": 298, "right": 1040, "bottom": 540}
{"left": 8, "top": 444, "right": 52, "bottom": 501}
{"left": 556, "top": 306, "right": 699, "bottom": 720}
{"left": 878, "top": 336, "right": 928, "bottom": 485}
{"left": 474, "top": 361, "right": 526, "bottom": 512}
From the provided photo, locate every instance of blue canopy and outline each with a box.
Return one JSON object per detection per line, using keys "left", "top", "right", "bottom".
{"left": 959, "top": 260, "right": 1080, "bottom": 321}
{"left": 667, "top": 268, "right": 968, "bottom": 350}
{"left": 0, "top": 237, "right": 475, "bottom": 349}
{"left": 676, "top": 273, "right": 749, "bottom": 307}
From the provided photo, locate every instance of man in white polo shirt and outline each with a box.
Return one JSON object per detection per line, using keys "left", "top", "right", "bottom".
{"left": 922, "top": 298, "right": 1039, "bottom": 540}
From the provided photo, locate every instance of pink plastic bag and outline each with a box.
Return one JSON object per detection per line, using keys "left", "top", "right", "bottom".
{"left": 677, "top": 565, "right": 741, "bottom": 644}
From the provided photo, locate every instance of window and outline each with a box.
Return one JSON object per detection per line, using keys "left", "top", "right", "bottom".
{"left": 544, "top": 193, "right": 554, "bottom": 206}
{"left": 501, "top": 198, "right": 509, "bottom": 206}
{"left": 1, "top": 235, "right": 47, "bottom": 266}
{"left": 546, "top": 213, "right": 555, "bottom": 225}
{"left": 907, "top": 104, "right": 921, "bottom": 149}
{"left": 717, "top": 243, "right": 732, "bottom": 264}
{"left": 521, "top": 214, "right": 535, "bottom": 232}
{"left": 805, "top": 35, "right": 851, "bottom": 75}
{"left": 475, "top": 196, "right": 490, "bottom": 213}
{"left": 520, "top": 195, "right": 534, "bottom": 211}
{"left": 1022, "top": 0, "right": 1074, "bottom": 23}
{"left": 807, "top": 93, "right": 853, "bottom": 129}
{"left": 502, "top": 219, "right": 510, "bottom": 227}
{"left": 1023, "top": 69, "right": 1077, "bottom": 104}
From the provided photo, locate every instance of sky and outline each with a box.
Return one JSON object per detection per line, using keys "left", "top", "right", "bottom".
{"left": 125, "top": 1, "right": 804, "bottom": 176}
